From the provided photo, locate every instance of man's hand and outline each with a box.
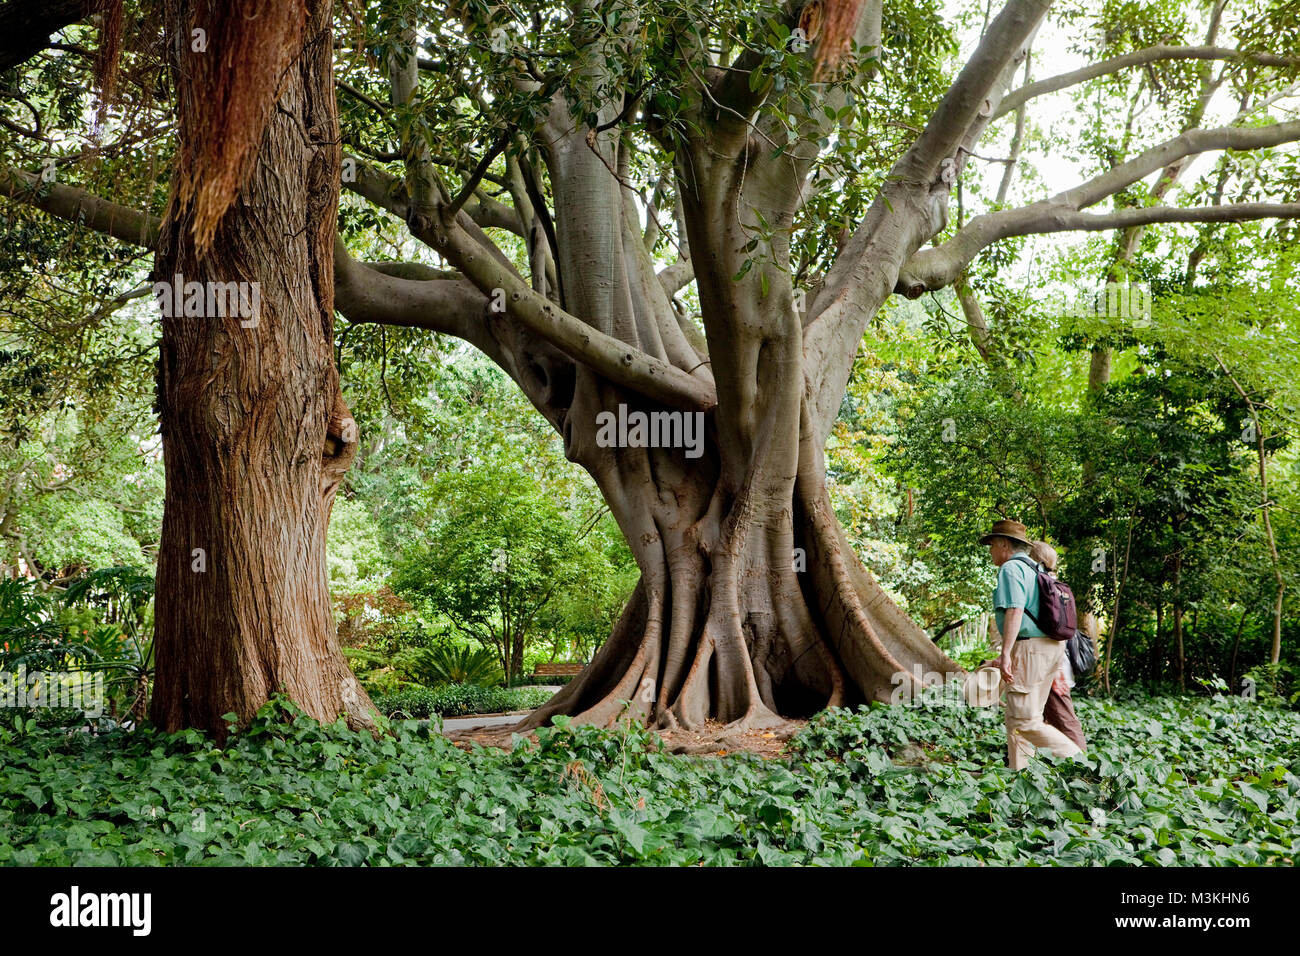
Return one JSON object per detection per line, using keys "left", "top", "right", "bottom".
{"left": 998, "top": 651, "right": 1015, "bottom": 685}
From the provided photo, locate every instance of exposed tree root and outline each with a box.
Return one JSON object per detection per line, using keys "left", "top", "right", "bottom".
{"left": 513, "top": 407, "right": 962, "bottom": 734}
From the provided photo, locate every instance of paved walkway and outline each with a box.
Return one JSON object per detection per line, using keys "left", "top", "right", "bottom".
{"left": 439, "top": 712, "right": 530, "bottom": 732}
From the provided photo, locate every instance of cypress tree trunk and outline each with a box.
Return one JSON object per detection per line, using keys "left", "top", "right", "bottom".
{"left": 150, "top": 0, "right": 374, "bottom": 736}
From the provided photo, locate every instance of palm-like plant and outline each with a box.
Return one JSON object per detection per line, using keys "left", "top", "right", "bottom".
{"left": 408, "top": 643, "right": 503, "bottom": 687}
{"left": 60, "top": 568, "right": 155, "bottom": 722}
{"left": 0, "top": 579, "right": 68, "bottom": 669}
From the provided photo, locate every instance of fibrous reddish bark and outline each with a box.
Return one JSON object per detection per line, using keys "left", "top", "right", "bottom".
{"left": 150, "top": 0, "right": 374, "bottom": 736}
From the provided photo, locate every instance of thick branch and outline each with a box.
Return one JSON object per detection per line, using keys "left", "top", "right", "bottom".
{"left": 898, "top": 121, "right": 1300, "bottom": 293}
{"left": 1056, "top": 121, "right": 1300, "bottom": 211}
{"left": 432, "top": 218, "right": 717, "bottom": 412}
{"left": 994, "top": 45, "right": 1300, "bottom": 120}
{"left": 0, "top": 166, "right": 159, "bottom": 247}
{"left": 344, "top": 147, "right": 713, "bottom": 410}
{"left": 799, "top": 2, "right": 1047, "bottom": 444}
{"left": 894, "top": 0, "right": 1051, "bottom": 184}
{"left": 904, "top": 202, "right": 1300, "bottom": 295}
{"left": 0, "top": 0, "right": 93, "bottom": 72}
{"left": 461, "top": 192, "right": 525, "bottom": 235}
{"left": 657, "top": 258, "right": 694, "bottom": 296}
{"left": 333, "top": 238, "right": 498, "bottom": 351}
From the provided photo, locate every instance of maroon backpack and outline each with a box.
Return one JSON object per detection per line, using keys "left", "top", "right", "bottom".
{"left": 1009, "top": 554, "right": 1078, "bottom": 640}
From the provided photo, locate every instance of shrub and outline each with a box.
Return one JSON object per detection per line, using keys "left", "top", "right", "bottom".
{"left": 521, "top": 672, "right": 576, "bottom": 686}
{"left": 410, "top": 644, "right": 503, "bottom": 687}
{"left": 371, "top": 683, "right": 552, "bottom": 718}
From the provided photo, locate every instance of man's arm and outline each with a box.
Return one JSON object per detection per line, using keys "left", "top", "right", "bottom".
{"left": 993, "top": 561, "right": 1031, "bottom": 683}
{"left": 998, "top": 607, "right": 1023, "bottom": 684}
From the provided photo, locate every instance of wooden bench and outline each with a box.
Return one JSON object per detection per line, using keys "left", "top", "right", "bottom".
{"left": 534, "top": 662, "right": 586, "bottom": 677}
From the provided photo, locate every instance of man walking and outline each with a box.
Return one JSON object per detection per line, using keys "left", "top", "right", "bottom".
{"left": 979, "top": 519, "right": 1082, "bottom": 770}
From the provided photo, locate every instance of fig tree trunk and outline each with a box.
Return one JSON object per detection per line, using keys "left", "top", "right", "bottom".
{"left": 516, "top": 387, "right": 957, "bottom": 731}
{"left": 150, "top": 0, "right": 373, "bottom": 735}
{"left": 329, "top": 0, "right": 1052, "bottom": 734}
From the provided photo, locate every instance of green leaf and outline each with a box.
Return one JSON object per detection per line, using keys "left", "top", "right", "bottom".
{"left": 334, "top": 842, "right": 369, "bottom": 866}
{"left": 1236, "top": 783, "right": 1270, "bottom": 813}
{"left": 610, "top": 811, "right": 647, "bottom": 854}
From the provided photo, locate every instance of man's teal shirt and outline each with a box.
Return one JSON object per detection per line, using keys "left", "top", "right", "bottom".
{"left": 993, "top": 555, "right": 1046, "bottom": 639}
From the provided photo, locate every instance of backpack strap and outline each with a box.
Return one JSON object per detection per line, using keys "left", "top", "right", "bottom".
{"left": 1005, "top": 553, "right": 1046, "bottom": 630}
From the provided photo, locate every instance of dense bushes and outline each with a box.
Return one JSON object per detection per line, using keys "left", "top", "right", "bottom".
{"left": 0, "top": 568, "right": 155, "bottom": 722}
{"left": 879, "top": 359, "right": 1299, "bottom": 699}
{"left": 371, "top": 683, "right": 553, "bottom": 718}
{"left": 520, "top": 672, "right": 576, "bottom": 686}
{"left": 1, "top": 692, "right": 1296, "bottom": 865}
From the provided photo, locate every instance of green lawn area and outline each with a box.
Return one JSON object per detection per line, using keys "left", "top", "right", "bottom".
{"left": 1, "top": 694, "right": 1297, "bottom": 866}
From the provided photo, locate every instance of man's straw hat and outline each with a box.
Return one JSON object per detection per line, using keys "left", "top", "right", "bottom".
{"left": 978, "top": 518, "right": 1031, "bottom": 547}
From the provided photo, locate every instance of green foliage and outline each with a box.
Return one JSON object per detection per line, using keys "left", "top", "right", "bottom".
{"left": 882, "top": 366, "right": 1079, "bottom": 620}
{"left": 393, "top": 462, "right": 632, "bottom": 680}
{"left": 326, "top": 494, "right": 391, "bottom": 590}
{"left": 868, "top": 324, "right": 1298, "bottom": 692}
{"left": 1242, "top": 662, "right": 1300, "bottom": 707}
{"left": 341, "top": 646, "right": 408, "bottom": 698}
{"left": 0, "top": 693, "right": 1296, "bottom": 865}
{"left": 1, "top": 567, "right": 155, "bottom": 721}
{"left": 370, "top": 683, "right": 552, "bottom": 719}
{"left": 0, "top": 579, "right": 64, "bottom": 665}
{"left": 942, "top": 634, "right": 998, "bottom": 673}
{"left": 0, "top": 236, "right": 163, "bottom": 578}
{"left": 413, "top": 644, "right": 504, "bottom": 687}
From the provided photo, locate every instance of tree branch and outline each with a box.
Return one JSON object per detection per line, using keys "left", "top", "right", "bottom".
{"left": 0, "top": 166, "right": 159, "bottom": 248}
{"left": 0, "top": 0, "right": 93, "bottom": 73}
{"left": 444, "top": 129, "right": 511, "bottom": 220}
{"left": 333, "top": 237, "right": 498, "bottom": 349}
{"left": 993, "top": 45, "right": 1300, "bottom": 120}
{"left": 342, "top": 156, "right": 521, "bottom": 272}
{"left": 799, "top": 1, "right": 1048, "bottom": 444}
{"left": 897, "top": 120, "right": 1300, "bottom": 294}
{"left": 657, "top": 258, "right": 694, "bottom": 296}
{"left": 894, "top": 0, "right": 1051, "bottom": 185}
{"left": 428, "top": 218, "right": 717, "bottom": 412}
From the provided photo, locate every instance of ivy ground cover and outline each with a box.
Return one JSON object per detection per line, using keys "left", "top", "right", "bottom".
{"left": 1, "top": 694, "right": 1296, "bottom": 865}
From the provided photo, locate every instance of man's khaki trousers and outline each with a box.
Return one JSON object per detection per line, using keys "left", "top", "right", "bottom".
{"left": 1005, "top": 637, "right": 1082, "bottom": 770}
